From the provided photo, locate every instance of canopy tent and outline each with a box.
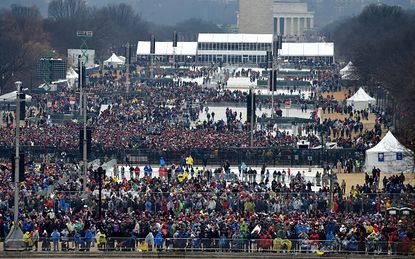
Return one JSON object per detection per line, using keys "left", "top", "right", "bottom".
{"left": 118, "top": 56, "right": 126, "bottom": 64}
{"left": 66, "top": 67, "right": 78, "bottom": 88}
{"left": 340, "top": 61, "right": 353, "bottom": 75}
{"left": 103, "top": 53, "right": 124, "bottom": 67}
{"left": 346, "top": 87, "right": 375, "bottom": 110}
{"left": 0, "top": 91, "right": 32, "bottom": 103}
{"left": 365, "top": 131, "right": 414, "bottom": 173}
{"left": 340, "top": 61, "right": 359, "bottom": 80}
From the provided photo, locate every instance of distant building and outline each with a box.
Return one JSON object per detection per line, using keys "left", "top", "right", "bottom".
{"left": 136, "top": 42, "right": 198, "bottom": 63}
{"left": 238, "top": 0, "right": 273, "bottom": 34}
{"left": 238, "top": 0, "right": 314, "bottom": 37}
{"left": 136, "top": 33, "right": 334, "bottom": 66}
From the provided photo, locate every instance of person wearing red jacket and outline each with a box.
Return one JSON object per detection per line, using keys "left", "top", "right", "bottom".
{"left": 259, "top": 231, "right": 272, "bottom": 251}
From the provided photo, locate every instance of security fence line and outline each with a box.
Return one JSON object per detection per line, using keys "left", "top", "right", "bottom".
{"left": 0, "top": 146, "right": 366, "bottom": 167}
{"left": 4, "top": 238, "right": 414, "bottom": 255}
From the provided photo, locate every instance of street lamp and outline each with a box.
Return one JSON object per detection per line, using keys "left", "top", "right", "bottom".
{"left": 249, "top": 85, "right": 256, "bottom": 148}
{"left": 4, "top": 81, "right": 25, "bottom": 251}
{"left": 95, "top": 166, "right": 106, "bottom": 219}
{"left": 320, "top": 130, "right": 333, "bottom": 209}
{"left": 79, "top": 55, "right": 88, "bottom": 193}
{"left": 271, "top": 35, "right": 282, "bottom": 118}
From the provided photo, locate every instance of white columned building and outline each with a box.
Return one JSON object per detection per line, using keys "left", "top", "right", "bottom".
{"left": 239, "top": 0, "right": 314, "bottom": 37}
{"left": 273, "top": 0, "right": 314, "bottom": 37}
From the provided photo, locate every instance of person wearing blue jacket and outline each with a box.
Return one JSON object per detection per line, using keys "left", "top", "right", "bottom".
{"left": 74, "top": 231, "right": 85, "bottom": 250}
{"left": 85, "top": 228, "right": 93, "bottom": 251}
{"left": 51, "top": 229, "right": 60, "bottom": 251}
{"left": 155, "top": 231, "right": 163, "bottom": 251}
{"left": 160, "top": 157, "right": 166, "bottom": 167}
{"left": 325, "top": 232, "right": 334, "bottom": 247}
{"left": 347, "top": 235, "right": 358, "bottom": 251}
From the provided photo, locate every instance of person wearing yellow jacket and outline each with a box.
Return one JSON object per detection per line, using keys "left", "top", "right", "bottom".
{"left": 23, "top": 231, "right": 33, "bottom": 249}
{"left": 186, "top": 155, "right": 194, "bottom": 168}
{"left": 273, "top": 237, "right": 282, "bottom": 251}
{"left": 96, "top": 230, "right": 107, "bottom": 250}
{"left": 280, "top": 236, "right": 292, "bottom": 251}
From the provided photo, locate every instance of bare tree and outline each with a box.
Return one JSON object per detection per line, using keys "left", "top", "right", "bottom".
{"left": 324, "top": 4, "right": 415, "bottom": 153}
{"left": 0, "top": 5, "right": 49, "bottom": 93}
{"left": 48, "top": 0, "right": 88, "bottom": 21}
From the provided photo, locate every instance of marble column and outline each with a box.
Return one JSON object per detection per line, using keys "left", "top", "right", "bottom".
{"left": 276, "top": 16, "right": 280, "bottom": 35}
{"left": 301, "top": 17, "right": 305, "bottom": 35}
{"left": 283, "top": 17, "right": 287, "bottom": 36}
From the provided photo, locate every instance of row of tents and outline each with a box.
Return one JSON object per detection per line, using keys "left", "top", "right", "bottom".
{"left": 338, "top": 62, "right": 413, "bottom": 172}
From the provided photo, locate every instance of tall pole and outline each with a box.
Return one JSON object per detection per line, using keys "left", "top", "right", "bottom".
{"left": 83, "top": 67, "right": 87, "bottom": 193}
{"left": 126, "top": 42, "right": 130, "bottom": 93}
{"left": 330, "top": 167, "right": 334, "bottom": 210}
{"left": 172, "top": 47, "right": 176, "bottom": 69}
{"left": 4, "top": 81, "right": 25, "bottom": 251}
{"left": 14, "top": 81, "right": 21, "bottom": 226}
{"left": 79, "top": 56, "right": 87, "bottom": 192}
{"left": 76, "top": 31, "right": 93, "bottom": 193}
{"left": 250, "top": 87, "right": 254, "bottom": 147}
{"left": 271, "top": 63, "right": 274, "bottom": 118}
{"left": 79, "top": 58, "right": 83, "bottom": 116}
{"left": 150, "top": 54, "right": 154, "bottom": 79}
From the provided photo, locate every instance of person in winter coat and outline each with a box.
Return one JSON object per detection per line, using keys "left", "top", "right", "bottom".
{"left": 23, "top": 232, "right": 33, "bottom": 250}
{"left": 32, "top": 229, "right": 39, "bottom": 251}
{"left": 51, "top": 229, "right": 61, "bottom": 251}
{"left": 84, "top": 228, "right": 93, "bottom": 251}
{"left": 259, "top": 231, "right": 272, "bottom": 251}
{"left": 155, "top": 231, "right": 163, "bottom": 251}
{"left": 145, "top": 231, "right": 154, "bottom": 251}
{"left": 219, "top": 233, "right": 230, "bottom": 251}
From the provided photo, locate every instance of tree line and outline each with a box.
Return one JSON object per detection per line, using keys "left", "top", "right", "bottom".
{"left": 0, "top": 0, "right": 223, "bottom": 93}
{"left": 323, "top": 4, "right": 415, "bottom": 149}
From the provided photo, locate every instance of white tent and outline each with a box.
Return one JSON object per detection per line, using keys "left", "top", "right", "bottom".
{"left": 346, "top": 87, "right": 375, "bottom": 110}
{"left": 118, "top": 56, "right": 126, "bottom": 64}
{"left": 103, "top": 53, "right": 124, "bottom": 67}
{"left": 365, "top": 131, "right": 414, "bottom": 173}
{"left": 340, "top": 61, "right": 359, "bottom": 80}
{"left": 66, "top": 67, "right": 78, "bottom": 88}
{"left": 0, "top": 91, "right": 32, "bottom": 103}
{"left": 340, "top": 61, "right": 353, "bottom": 75}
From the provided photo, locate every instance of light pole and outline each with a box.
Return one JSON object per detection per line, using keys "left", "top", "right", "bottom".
{"left": 95, "top": 167, "right": 105, "bottom": 219}
{"left": 321, "top": 131, "right": 334, "bottom": 210}
{"left": 76, "top": 31, "right": 92, "bottom": 192}
{"left": 172, "top": 31, "right": 178, "bottom": 69}
{"left": 250, "top": 85, "right": 255, "bottom": 147}
{"left": 81, "top": 57, "right": 88, "bottom": 193}
{"left": 4, "top": 81, "right": 25, "bottom": 250}
{"left": 271, "top": 35, "right": 282, "bottom": 118}
{"left": 150, "top": 35, "right": 155, "bottom": 79}
{"left": 125, "top": 42, "right": 131, "bottom": 93}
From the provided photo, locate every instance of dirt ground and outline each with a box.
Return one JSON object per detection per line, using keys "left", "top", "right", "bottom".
{"left": 321, "top": 90, "right": 350, "bottom": 101}
{"left": 317, "top": 89, "right": 383, "bottom": 139}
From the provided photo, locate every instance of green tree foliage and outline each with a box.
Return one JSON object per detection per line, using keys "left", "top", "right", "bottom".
{"left": 324, "top": 4, "right": 415, "bottom": 148}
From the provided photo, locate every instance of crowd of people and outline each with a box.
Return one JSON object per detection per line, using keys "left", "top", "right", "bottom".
{"left": 0, "top": 66, "right": 389, "bottom": 156}
{"left": 0, "top": 63, "right": 413, "bottom": 255}
{"left": 0, "top": 158, "right": 413, "bottom": 254}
